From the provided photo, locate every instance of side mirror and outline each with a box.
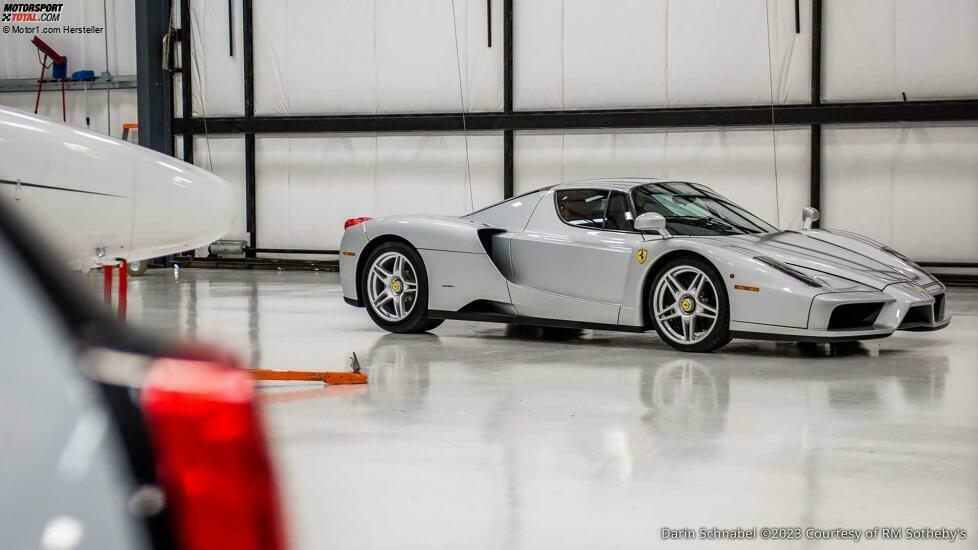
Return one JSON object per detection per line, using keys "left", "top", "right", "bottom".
{"left": 634, "top": 212, "right": 670, "bottom": 237}
{"left": 801, "top": 206, "right": 820, "bottom": 230}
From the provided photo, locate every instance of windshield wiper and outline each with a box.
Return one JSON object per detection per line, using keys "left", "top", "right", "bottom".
{"left": 696, "top": 203, "right": 766, "bottom": 234}
{"left": 665, "top": 215, "right": 741, "bottom": 232}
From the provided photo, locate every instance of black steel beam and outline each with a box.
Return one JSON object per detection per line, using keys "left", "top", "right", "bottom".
{"left": 811, "top": 0, "right": 822, "bottom": 106}
{"left": 228, "top": 0, "right": 234, "bottom": 56}
{"left": 243, "top": 0, "right": 256, "bottom": 257}
{"left": 486, "top": 0, "right": 492, "bottom": 48}
{"left": 243, "top": 0, "right": 254, "bottom": 118}
{"left": 809, "top": 0, "right": 822, "bottom": 227}
{"left": 245, "top": 134, "right": 256, "bottom": 255}
{"left": 810, "top": 124, "right": 821, "bottom": 227}
{"left": 502, "top": 0, "right": 514, "bottom": 198}
{"left": 504, "top": 130, "right": 514, "bottom": 198}
{"left": 503, "top": 0, "right": 513, "bottom": 114}
{"left": 179, "top": 0, "right": 192, "bottom": 162}
{"left": 173, "top": 100, "right": 978, "bottom": 135}
{"left": 247, "top": 248, "right": 339, "bottom": 255}
{"left": 135, "top": 0, "right": 173, "bottom": 154}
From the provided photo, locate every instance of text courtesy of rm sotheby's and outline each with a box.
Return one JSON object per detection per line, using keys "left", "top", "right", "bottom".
{"left": 661, "top": 526, "right": 968, "bottom": 543}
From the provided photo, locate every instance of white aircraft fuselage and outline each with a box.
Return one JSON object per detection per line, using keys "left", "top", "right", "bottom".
{"left": 0, "top": 106, "right": 233, "bottom": 269}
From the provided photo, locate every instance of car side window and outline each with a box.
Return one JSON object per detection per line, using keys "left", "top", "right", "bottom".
{"left": 555, "top": 189, "right": 609, "bottom": 229}
{"left": 604, "top": 192, "right": 634, "bottom": 231}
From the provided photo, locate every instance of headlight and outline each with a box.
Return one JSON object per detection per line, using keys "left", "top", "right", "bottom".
{"left": 754, "top": 256, "right": 823, "bottom": 288}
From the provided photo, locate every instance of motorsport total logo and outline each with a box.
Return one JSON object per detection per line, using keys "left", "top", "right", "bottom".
{"left": 2, "top": 3, "right": 63, "bottom": 22}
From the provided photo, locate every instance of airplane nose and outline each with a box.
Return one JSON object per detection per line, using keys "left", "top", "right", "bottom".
{"left": 129, "top": 153, "right": 235, "bottom": 259}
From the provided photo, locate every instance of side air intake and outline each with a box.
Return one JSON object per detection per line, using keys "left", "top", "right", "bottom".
{"left": 476, "top": 228, "right": 506, "bottom": 257}
{"left": 477, "top": 228, "right": 515, "bottom": 282}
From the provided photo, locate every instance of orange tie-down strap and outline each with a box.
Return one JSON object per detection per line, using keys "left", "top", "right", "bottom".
{"left": 251, "top": 369, "right": 368, "bottom": 385}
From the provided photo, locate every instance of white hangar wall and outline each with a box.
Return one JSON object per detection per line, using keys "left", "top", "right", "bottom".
{"left": 186, "top": 0, "right": 978, "bottom": 114}
{"left": 0, "top": 90, "right": 138, "bottom": 139}
{"left": 177, "top": 0, "right": 978, "bottom": 260}
{"left": 823, "top": 0, "right": 978, "bottom": 101}
{"left": 188, "top": 136, "right": 249, "bottom": 243}
{"left": 515, "top": 128, "right": 811, "bottom": 230}
{"left": 514, "top": 0, "right": 812, "bottom": 109}
{"left": 192, "top": 124, "right": 978, "bottom": 262}
{"left": 0, "top": 1, "right": 975, "bottom": 261}
{"left": 252, "top": 133, "right": 503, "bottom": 258}
{"left": 187, "top": 0, "right": 505, "bottom": 117}
{"left": 822, "top": 125, "right": 978, "bottom": 263}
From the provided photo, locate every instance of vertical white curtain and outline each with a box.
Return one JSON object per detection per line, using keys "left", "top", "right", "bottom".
{"left": 823, "top": 125, "right": 978, "bottom": 262}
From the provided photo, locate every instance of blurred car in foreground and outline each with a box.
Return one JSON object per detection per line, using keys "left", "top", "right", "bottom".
{"left": 0, "top": 199, "right": 286, "bottom": 549}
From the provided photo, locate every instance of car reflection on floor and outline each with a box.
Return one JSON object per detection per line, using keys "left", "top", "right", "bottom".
{"left": 111, "top": 268, "right": 974, "bottom": 550}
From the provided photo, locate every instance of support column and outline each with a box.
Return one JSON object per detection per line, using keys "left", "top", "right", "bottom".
{"left": 243, "top": 0, "right": 257, "bottom": 257}
{"left": 502, "top": 0, "right": 514, "bottom": 198}
{"left": 809, "top": 0, "right": 822, "bottom": 227}
{"left": 180, "top": 0, "right": 193, "bottom": 162}
{"left": 135, "top": 0, "right": 173, "bottom": 154}
{"left": 810, "top": 124, "right": 821, "bottom": 225}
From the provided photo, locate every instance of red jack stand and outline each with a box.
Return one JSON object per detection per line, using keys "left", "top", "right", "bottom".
{"left": 30, "top": 36, "right": 67, "bottom": 122}
{"left": 102, "top": 261, "right": 128, "bottom": 321}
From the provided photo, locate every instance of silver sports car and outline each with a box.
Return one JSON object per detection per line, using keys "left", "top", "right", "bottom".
{"left": 339, "top": 178, "right": 949, "bottom": 352}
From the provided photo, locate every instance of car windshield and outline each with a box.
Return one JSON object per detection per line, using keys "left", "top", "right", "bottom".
{"left": 631, "top": 182, "right": 777, "bottom": 236}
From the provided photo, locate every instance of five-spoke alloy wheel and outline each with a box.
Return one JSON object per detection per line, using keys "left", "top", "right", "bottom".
{"left": 650, "top": 257, "right": 730, "bottom": 352}
{"left": 367, "top": 251, "right": 418, "bottom": 322}
{"left": 361, "top": 242, "right": 443, "bottom": 333}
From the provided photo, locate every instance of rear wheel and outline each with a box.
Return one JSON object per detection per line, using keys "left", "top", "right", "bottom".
{"left": 361, "top": 242, "right": 443, "bottom": 333}
{"left": 649, "top": 257, "right": 730, "bottom": 353}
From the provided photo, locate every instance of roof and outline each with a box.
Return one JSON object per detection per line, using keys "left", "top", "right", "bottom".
{"left": 553, "top": 177, "right": 677, "bottom": 192}
{"left": 466, "top": 178, "right": 717, "bottom": 217}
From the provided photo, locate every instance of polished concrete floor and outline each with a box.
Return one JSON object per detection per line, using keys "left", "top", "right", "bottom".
{"left": 116, "top": 268, "right": 977, "bottom": 549}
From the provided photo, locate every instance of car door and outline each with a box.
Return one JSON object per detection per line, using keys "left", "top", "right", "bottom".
{"left": 508, "top": 188, "right": 644, "bottom": 325}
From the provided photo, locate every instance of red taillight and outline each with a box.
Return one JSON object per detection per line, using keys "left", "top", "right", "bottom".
{"left": 141, "top": 358, "right": 287, "bottom": 550}
{"left": 344, "top": 216, "right": 372, "bottom": 229}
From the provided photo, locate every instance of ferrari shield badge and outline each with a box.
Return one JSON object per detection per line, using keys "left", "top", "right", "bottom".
{"left": 636, "top": 248, "right": 648, "bottom": 264}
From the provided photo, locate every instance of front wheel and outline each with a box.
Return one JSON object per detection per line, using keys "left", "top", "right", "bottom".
{"left": 361, "top": 242, "right": 443, "bottom": 333}
{"left": 649, "top": 257, "right": 730, "bottom": 352}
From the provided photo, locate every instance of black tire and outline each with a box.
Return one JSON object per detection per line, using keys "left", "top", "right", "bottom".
{"left": 648, "top": 256, "right": 731, "bottom": 353}
{"left": 360, "top": 241, "right": 443, "bottom": 334}
{"left": 127, "top": 259, "right": 149, "bottom": 277}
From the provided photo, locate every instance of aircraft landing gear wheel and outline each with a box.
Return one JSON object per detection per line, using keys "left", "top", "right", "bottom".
{"left": 361, "top": 242, "right": 443, "bottom": 334}
{"left": 127, "top": 260, "right": 149, "bottom": 277}
{"left": 650, "top": 257, "right": 730, "bottom": 353}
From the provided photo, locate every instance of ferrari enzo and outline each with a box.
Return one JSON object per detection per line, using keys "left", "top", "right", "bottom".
{"left": 340, "top": 179, "right": 949, "bottom": 352}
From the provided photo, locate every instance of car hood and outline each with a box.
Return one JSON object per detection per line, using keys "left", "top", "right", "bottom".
{"left": 702, "top": 230, "right": 938, "bottom": 291}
